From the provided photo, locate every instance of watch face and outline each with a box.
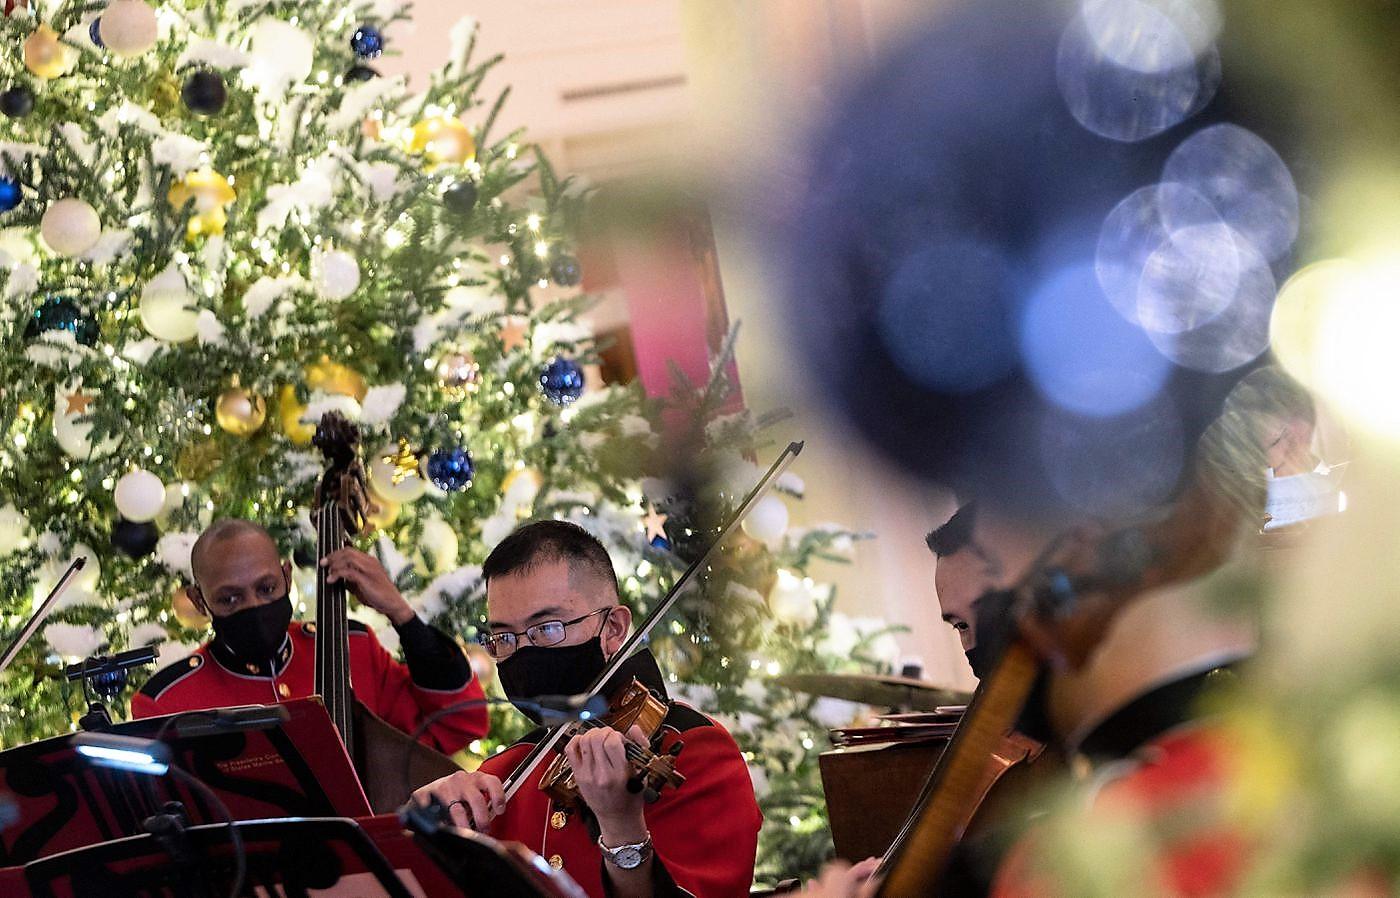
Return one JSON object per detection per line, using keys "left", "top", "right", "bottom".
{"left": 612, "top": 846, "right": 644, "bottom": 869}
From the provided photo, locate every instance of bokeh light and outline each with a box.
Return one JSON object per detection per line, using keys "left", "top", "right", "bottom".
{"left": 1056, "top": 0, "right": 1220, "bottom": 142}
{"left": 1313, "top": 256, "right": 1400, "bottom": 439}
{"left": 1136, "top": 221, "right": 1245, "bottom": 335}
{"left": 1162, "top": 123, "right": 1299, "bottom": 262}
{"left": 1272, "top": 259, "right": 1363, "bottom": 390}
{"left": 1020, "top": 264, "right": 1171, "bottom": 417}
{"left": 876, "top": 240, "right": 1020, "bottom": 394}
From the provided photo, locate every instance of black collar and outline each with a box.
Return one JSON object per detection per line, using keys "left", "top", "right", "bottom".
{"left": 1076, "top": 663, "right": 1239, "bottom": 763}
{"left": 209, "top": 632, "right": 294, "bottom": 678}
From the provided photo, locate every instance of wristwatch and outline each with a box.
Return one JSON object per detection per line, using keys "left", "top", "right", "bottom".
{"left": 598, "top": 833, "right": 653, "bottom": 870}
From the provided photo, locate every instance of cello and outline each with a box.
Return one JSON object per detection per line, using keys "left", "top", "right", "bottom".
{"left": 873, "top": 477, "right": 1243, "bottom": 896}
{"left": 311, "top": 412, "right": 462, "bottom": 812}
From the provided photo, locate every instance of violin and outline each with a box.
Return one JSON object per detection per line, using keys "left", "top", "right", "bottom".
{"left": 540, "top": 677, "right": 686, "bottom": 810}
{"left": 499, "top": 441, "right": 806, "bottom": 805}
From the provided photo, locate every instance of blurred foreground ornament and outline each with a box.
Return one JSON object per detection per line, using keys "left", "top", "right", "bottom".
{"left": 550, "top": 252, "right": 581, "bottom": 287}
{"left": 40, "top": 198, "right": 101, "bottom": 256}
{"left": 742, "top": 495, "right": 789, "bottom": 544}
{"left": 215, "top": 385, "right": 266, "bottom": 436}
{"left": 305, "top": 357, "right": 368, "bottom": 402}
{"left": 172, "top": 585, "right": 208, "bottom": 628}
{"left": 436, "top": 351, "right": 480, "bottom": 394}
{"left": 111, "top": 519, "right": 159, "bottom": 558}
{"left": 311, "top": 248, "right": 360, "bottom": 300}
{"left": 407, "top": 116, "right": 476, "bottom": 166}
{"left": 539, "top": 356, "right": 584, "bottom": 406}
{"left": 88, "top": 17, "right": 104, "bottom": 48}
{"left": 26, "top": 296, "right": 98, "bottom": 346}
{"left": 99, "top": 0, "right": 159, "bottom": 57}
{"left": 113, "top": 469, "right": 166, "bottom": 522}
{"left": 369, "top": 440, "right": 428, "bottom": 503}
{"left": 23, "top": 25, "right": 76, "bottom": 79}
{"left": 414, "top": 517, "right": 459, "bottom": 575}
{"left": 181, "top": 70, "right": 227, "bottom": 116}
{"left": 168, "top": 168, "right": 235, "bottom": 239}
{"left": 0, "top": 86, "right": 33, "bottom": 118}
{"left": 425, "top": 447, "right": 474, "bottom": 491}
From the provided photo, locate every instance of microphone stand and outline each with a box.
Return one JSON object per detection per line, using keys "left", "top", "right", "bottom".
{"left": 0, "top": 556, "right": 86, "bottom": 675}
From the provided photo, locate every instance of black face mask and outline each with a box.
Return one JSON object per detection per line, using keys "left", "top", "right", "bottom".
{"left": 210, "top": 593, "right": 293, "bottom": 662}
{"left": 964, "top": 589, "right": 1017, "bottom": 681}
{"left": 497, "top": 638, "right": 608, "bottom": 724}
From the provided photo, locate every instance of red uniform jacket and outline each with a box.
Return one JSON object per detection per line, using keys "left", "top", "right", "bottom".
{"left": 132, "top": 617, "right": 488, "bottom": 753}
{"left": 478, "top": 653, "right": 761, "bottom": 898}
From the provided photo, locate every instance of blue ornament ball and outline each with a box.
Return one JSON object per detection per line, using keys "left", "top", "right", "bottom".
{"left": 425, "top": 448, "right": 475, "bottom": 491}
{"left": 350, "top": 25, "right": 384, "bottom": 59}
{"left": 539, "top": 356, "right": 585, "bottom": 406}
{"left": 550, "top": 253, "right": 582, "bottom": 287}
{"left": 26, "top": 296, "right": 99, "bottom": 346}
{"left": 0, "top": 176, "right": 20, "bottom": 213}
{"left": 89, "top": 17, "right": 105, "bottom": 48}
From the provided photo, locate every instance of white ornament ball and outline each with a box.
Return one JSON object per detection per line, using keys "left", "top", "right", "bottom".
{"left": 767, "top": 569, "right": 820, "bottom": 626}
{"left": 40, "top": 199, "right": 102, "bottom": 257}
{"left": 248, "top": 18, "right": 314, "bottom": 91}
{"left": 414, "top": 518, "right": 460, "bottom": 576}
{"left": 114, "top": 469, "right": 167, "bottom": 523}
{"left": 54, "top": 387, "right": 120, "bottom": 459}
{"left": 98, "top": 0, "right": 159, "bottom": 57}
{"left": 312, "top": 249, "right": 361, "bottom": 301}
{"left": 0, "top": 504, "right": 29, "bottom": 556}
{"left": 139, "top": 267, "right": 198, "bottom": 342}
{"left": 742, "top": 495, "right": 790, "bottom": 544}
{"left": 34, "top": 542, "right": 102, "bottom": 611}
{"left": 367, "top": 443, "right": 428, "bottom": 504}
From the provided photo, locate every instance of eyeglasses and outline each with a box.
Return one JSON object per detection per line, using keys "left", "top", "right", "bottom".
{"left": 479, "top": 607, "right": 613, "bottom": 660}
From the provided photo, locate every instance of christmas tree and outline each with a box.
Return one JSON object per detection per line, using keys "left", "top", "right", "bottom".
{"left": 0, "top": 0, "right": 894, "bottom": 879}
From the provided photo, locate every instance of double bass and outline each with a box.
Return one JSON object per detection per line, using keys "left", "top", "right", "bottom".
{"left": 311, "top": 412, "right": 462, "bottom": 812}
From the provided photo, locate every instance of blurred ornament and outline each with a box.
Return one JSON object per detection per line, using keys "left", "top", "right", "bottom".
{"left": 88, "top": 17, "right": 104, "bottom": 48}
{"left": 464, "top": 642, "right": 495, "bottom": 689}
{"left": 305, "top": 357, "right": 368, "bottom": 402}
{"left": 174, "top": 438, "right": 221, "bottom": 480}
{"left": 111, "top": 519, "right": 159, "bottom": 558}
{"left": 350, "top": 24, "right": 384, "bottom": 58}
{"left": 23, "top": 25, "right": 76, "bottom": 79}
{"left": 345, "top": 64, "right": 378, "bottom": 83}
{"left": 407, "top": 116, "right": 476, "bottom": 166}
{"left": 139, "top": 267, "right": 198, "bottom": 342}
{"left": 4, "top": 0, "right": 30, "bottom": 16}
{"left": 368, "top": 440, "right": 428, "bottom": 503}
{"left": 443, "top": 181, "right": 477, "bottom": 216}
{"left": 215, "top": 385, "right": 266, "bottom": 436}
{"left": 277, "top": 384, "right": 315, "bottom": 446}
{"left": 642, "top": 506, "right": 669, "bottom": 550}
{"left": 742, "top": 495, "right": 789, "bottom": 544}
{"left": 248, "top": 18, "right": 313, "bottom": 92}
{"left": 149, "top": 71, "right": 181, "bottom": 114}
{"left": 363, "top": 491, "right": 400, "bottom": 530}
{"left": 436, "top": 351, "right": 480, "bottom": 394}
{"left": 550, "top": 252, "right": 582, "bottom": 287}
{"left": 40, "top": 198, "right": 101, "bottom": 256}
{"left": 311, "top": 248, "right": 360, "bottom": 300}
{"left": 414, "top": 517, "right": 459, "bottom": 575}
{"left": 35, "top": 542, "right": 101, "bottom": 610}
{"left": 539, "top": 356, "right": 585, "bottom": 405}
{"left": 114, "top": 469, "right": 166, "bottom": 522}
{"left": 98, "top": 0, "right": 159, "bottom": 57}
{"left": 172, "top": 585, "right": 209, "bottom": 628}
{"left": 768, "top": 569, "right": 820, "bottom": 626}
{"left": 425, "top": 447, "right": 474, "bottom": 492}
{"left": 181, "top": 70, "right": 226, "bottom": 116}
{"left": 0, "top": 177, "right": 18, "bottom": 213}
{"left": 168, "top": 168, "right": 235, "bottom": 239}
{"left": 0, "top": 86, "right": 34, "bottom": 119}
{"left": 0, "top": 504, "right": 29, "bottom": 556}
{"left": 26, "top": 296, "right": 99, "bottom": 346}
{"left": 499, "top": 317, "right": 528, "bottom": 352}
{"left": 53, "top": 386, "right": 119, "bottom": 459}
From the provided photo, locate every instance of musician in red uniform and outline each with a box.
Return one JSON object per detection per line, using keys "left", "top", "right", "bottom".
{"left": 132, "top": 518, "right": 488, "bottom": 752}
{"left": 412, "top": 520, "right": 762, "bottom": 898}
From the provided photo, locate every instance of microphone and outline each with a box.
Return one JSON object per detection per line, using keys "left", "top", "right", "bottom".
{"left": 525, "top": 693, "right": 609, "bottom": 725}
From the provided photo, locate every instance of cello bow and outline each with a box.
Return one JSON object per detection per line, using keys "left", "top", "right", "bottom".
{"left": 501, "top": 440, "right": 805, "bottom": 803}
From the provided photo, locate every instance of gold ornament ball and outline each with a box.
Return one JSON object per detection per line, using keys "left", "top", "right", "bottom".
{"left": 169, "top": 169, "right": 236, "bottom": 240}
{"left": 436, "top": 351, "right": 481, "bottom": 393}
{"left": 407, "top": 117, "right": 476, "bottom": 166}
{"left": 277, "top": 384, "right": 315, "bottom": 446}
{"left": 174, "top": 438, "right": 222, "bottom": 480}
{"left": 364, "top": 482, "right": 401, "bottom": 530}
{"left": 215, "top": 387, "right": 266, "bottom": 436}
{"left": 172, "top": 586, "right": 210, "bottom": 628}
{"left": 305, "top": 357, "right": 368, "bottom": 402}
{"left": 23, "top": 25, "right": 76, "bottom": 80}
{"left": 149, "top": 72, "right": 182, "bottom": 115}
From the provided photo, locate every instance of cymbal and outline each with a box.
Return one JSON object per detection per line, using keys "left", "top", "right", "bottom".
{"left": 772, "top": 673, "right": 972, "bottom": 711}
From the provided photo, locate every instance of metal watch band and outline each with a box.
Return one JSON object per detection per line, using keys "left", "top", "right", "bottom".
{"left": 598, "top": 833, "right": 653, "bottom": 868}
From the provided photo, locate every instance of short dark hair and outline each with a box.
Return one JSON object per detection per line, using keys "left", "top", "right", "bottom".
{"left": 190, "top": 518, "right": 275, "bottom": 586}
{"left": 925, "top": 503, "right": 976, "bottom": 558}
{"left": 483, "top": 520, "right": 620, "bottom": 597}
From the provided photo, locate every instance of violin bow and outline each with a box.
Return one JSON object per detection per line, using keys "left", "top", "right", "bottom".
{"left": 501, "top": 440, "right": 805, "bottom": 803}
